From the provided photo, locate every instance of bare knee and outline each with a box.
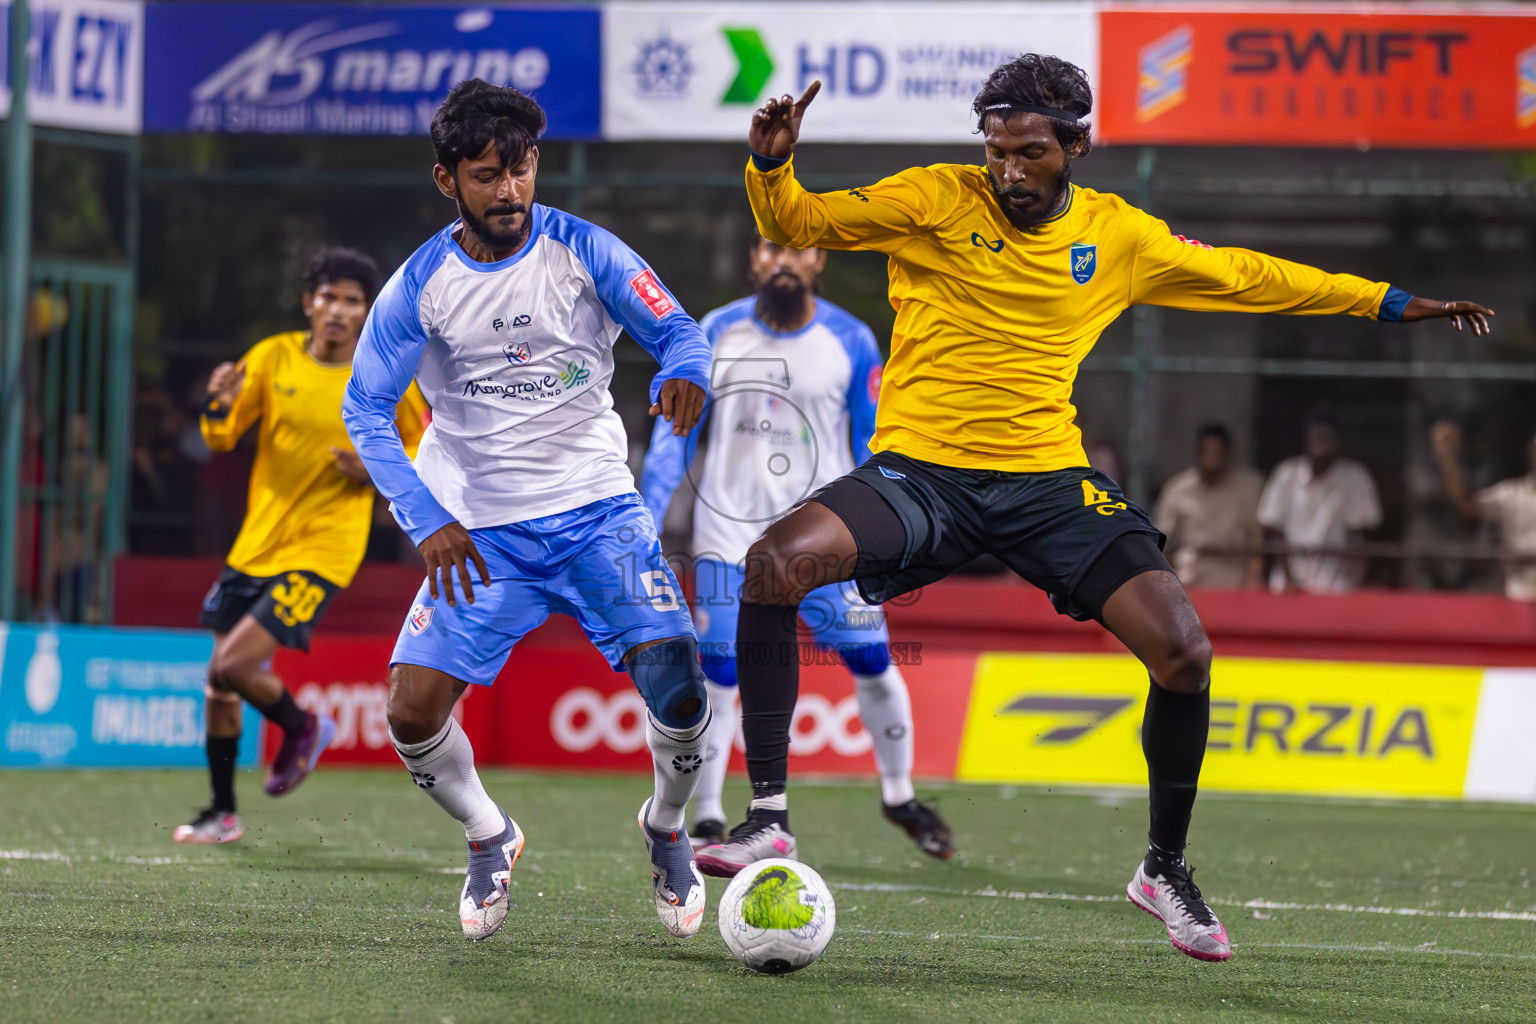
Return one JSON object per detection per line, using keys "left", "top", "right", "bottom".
{"left": 387, "top": 664, "right": 459, "bottom": 744}
{"left": 1151, "top": 632, "right": 1213, "bottom": 695}
{"left": 742, "top": 535, "right": 838, "bottom": 606}
{"left": 207, "top": 647, "right": 255, "bottom": 693}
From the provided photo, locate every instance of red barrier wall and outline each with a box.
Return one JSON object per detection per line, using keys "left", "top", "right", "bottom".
{"left": 122, "top": 555, "right": 1536, "bottom": 668}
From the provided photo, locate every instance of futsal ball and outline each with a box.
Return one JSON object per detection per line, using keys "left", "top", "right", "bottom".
{"left": 717, "top": 858, "right": 836, "bottom": 974}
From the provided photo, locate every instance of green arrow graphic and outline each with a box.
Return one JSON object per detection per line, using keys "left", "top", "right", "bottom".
{"left": 720, "top": 27, "right": 774, "bottom": 105}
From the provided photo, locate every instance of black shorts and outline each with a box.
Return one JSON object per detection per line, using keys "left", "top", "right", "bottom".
{"left": 198, "top": 567, "right": 340, "bottom": 652}
{"left": 810, "top": 451, "right": 1170, "bottom": 623}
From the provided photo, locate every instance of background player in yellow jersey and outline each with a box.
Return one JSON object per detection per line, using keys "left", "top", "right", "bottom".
{"left": 174, "top": 248, "right": 428, "bottom": 844}
{"left": 704, "top": 55, "right": 1493, "bottom": 962}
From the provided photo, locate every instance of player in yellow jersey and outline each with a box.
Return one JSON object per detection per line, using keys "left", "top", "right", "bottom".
{"left": 704, "top": 55, "right": 1493, "bottom": 961}
{"left": 174, "top": 248, "right": 428, "bottom": 845}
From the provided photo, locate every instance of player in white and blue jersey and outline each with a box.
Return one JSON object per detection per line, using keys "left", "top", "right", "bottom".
{"left": 342, "top": 81, "right": 713, "bottom": 942}
{"left": 640, "top": 235, "right": 954, "bottom": 869}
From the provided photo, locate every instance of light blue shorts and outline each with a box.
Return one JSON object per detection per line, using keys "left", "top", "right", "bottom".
{"left": 390, "top": 494, "right": 695, "bottom": 685}
{"left": 692, "top": 557, "right": 890, "bottom": 687}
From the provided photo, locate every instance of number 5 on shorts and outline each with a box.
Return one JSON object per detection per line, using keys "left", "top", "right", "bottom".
{"left": 640, "top": 570, "right": 679, "bottom": 611}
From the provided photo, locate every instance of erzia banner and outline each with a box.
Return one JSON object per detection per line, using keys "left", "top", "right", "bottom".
{"left": 602, "top": 2, "right": 1097, "bottom": 142}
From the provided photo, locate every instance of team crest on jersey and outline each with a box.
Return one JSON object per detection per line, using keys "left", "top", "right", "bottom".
{"left": 629, "top": 269, "right": 676, "bottom": 319}
{"left": 407, "top": 603, "right": 434, "bottom": 635}
{"left": 1070, "top": 243, "right": 1097, "bottom": 285}
{"left": 503, "top": 340, "right": 532, "bottom": 364}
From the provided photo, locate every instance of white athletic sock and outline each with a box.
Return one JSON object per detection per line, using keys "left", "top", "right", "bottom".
{"left": 749, "top": 792, "right": 788, "bottom": 813}
{"left": 691, "top": 681, "right": 737, "bottom": 825}
{"left": 645, "top": 708, "right": 710, "bottom": 831}
{"left": 391, "top": 718, "right": 504, "bottom": 841}
{"left": 855, "top": 666, "right": 917, "bottom": 807}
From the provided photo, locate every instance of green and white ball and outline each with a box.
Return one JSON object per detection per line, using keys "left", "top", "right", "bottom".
{"left": 717, "top": 858, "right": 836, "bottom": 974}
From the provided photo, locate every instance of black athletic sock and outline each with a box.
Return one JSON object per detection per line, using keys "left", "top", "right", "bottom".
{"left": 258, "top": 690, "right": 309, "bottom": 736}
{"left": 737, "top": 602, "right": 801, "bottom": 800}
{"left": 208, "top": 735, "right": 240, "bottom": 813}
{"left": 1141, "top": 679, "right": 1210, "bottom": 855}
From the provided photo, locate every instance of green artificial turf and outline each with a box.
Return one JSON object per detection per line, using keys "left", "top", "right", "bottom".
{"left": 2, "top": 769, "right": 1533, "bottom": 1023}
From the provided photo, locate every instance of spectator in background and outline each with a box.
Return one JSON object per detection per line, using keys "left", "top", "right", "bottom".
{"left": 1155, "top": 423, "right": 1263, "bottom": 589}
{"left": 130, "top": 388, "right": 206, "bottom": 555}
{"left": 1403, "top": 417, "right": 1480, "bottom": 591}
{"left": 1257, "top": 411, "right": 1381, "bottom": 594}
{"left": 1436, "top": 428, "right": 1536, "bottom": 601}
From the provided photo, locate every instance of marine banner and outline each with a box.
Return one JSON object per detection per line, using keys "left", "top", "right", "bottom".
{"left": 142, "top": 2, "right": 600, "bottom": 137}
{"left": 1097, "top": 5, "right": 1536, "bottom": 149}
{"left": 601, "top": 2, "right": 1097, "bottom": 142}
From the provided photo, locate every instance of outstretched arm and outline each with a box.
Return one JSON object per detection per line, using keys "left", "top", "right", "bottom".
{"left": 1132, "top": 219, "right": 1493, "bottom": 332}
{"left": 343, "top": 271, "right": 488, "bottom": 606}
{"left": 200, "top": 354, "right": 264, "bottom": 451}
{"left": 745, "top": 82, "right": 941, "bottom": 252}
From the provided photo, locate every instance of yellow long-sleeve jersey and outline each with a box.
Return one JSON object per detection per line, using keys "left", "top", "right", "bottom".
{"left": 746, "top": 158, "right": 1393, "bottom": 471}
{"left": 201, "top": 331, "right": 428, "bottom": 587}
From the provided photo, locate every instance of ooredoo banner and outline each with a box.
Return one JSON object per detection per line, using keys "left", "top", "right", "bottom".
{"left": 142, "top": 3, "right": 600, "bottom": 137}
{"left": 1098, "top": 5, "right": 1536, "bottom": 149}
{"left": 602, "top": 2, "right": 1097, "bottom": 142}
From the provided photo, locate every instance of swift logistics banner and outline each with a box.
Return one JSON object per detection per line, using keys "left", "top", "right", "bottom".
{"left": 0, "top": 623, "right": 260, "bottom": 767}
{"left": 1098, "top": 5, "right": 1536, "bottom": 149}
{"left": 0, "top": 0, "right": 143, "bottom": 133}
{"left": 601, "top": 2, "right": 1097, "bottom": 142}
{"left": 141, "top": 3, "right": 599, "bottom": 137}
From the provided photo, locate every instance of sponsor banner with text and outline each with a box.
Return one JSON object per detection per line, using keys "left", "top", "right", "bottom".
{"left": 1098, "top": 6, "right": 1536, "bottom": 149}
{"left": 268, "top": 633, "right": 974, "bottom": 776}
{"left": 0, "top": 623, "right": 260, "bottom": 767}
{"left": 956, "top": 653, "right": 1507, "bottom": 801}
{"left": 143, "top": 3, "right": 599, "bottom": 137}
{"left": 602, "top": 2, "right": 1096, "bottom": 142}
{"left": 0, "top": 0, "right": 143, "bottom": 133}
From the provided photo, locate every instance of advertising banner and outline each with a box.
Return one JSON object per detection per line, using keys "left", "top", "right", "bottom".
{"left": 0, "top": 623, "right": 260, "bottom": 767}
{"left": 142, "top": 3, "right": 600, "bottom": 137}
{"left": 0, "top": 0, "right": 143, "bottom": 133}
{"left": 957, "top": 653, "right": 1488, "bottom": 800}
{"left": 602, "top": 2, "right": 1097, "bottom": 142}
{"left": 271, "top": 632, "right": 975, "bottom": 777}
{"left": 1098, "top": 5, "right": 1536, "bottom": 149}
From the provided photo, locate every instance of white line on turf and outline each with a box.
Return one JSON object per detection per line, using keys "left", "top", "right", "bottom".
{"left": 843, "top": 927, "right": 1536, "bottom": 961}
{"left": 834, "top": 881, "right": 1536, "bottom": 923}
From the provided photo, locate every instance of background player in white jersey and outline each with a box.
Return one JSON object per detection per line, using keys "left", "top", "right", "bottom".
{"left": 342, "top": 81, "right": 714, "bottom": 942}
{"left": 640, "top": 236, "right": 955, "bottom": 865}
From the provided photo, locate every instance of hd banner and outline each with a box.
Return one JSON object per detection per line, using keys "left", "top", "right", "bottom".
{"left": 142, "top": 3, "right": 600, "bottom": 137}
{"left": 601, "top": 2, "right": 1097, "bottom": 142}
{"left": 0, "top": 623, "right": 260, "bottom": 768}
{"left": 0, "top": 0, "right": 143, "bottom": 133}
{"left": 1097, "top": 5, "right": 1536, "bottom": 149}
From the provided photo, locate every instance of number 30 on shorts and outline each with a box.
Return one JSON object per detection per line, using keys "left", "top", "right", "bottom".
{"left": 271, "top": 572, "right": 326, "bottom": 627}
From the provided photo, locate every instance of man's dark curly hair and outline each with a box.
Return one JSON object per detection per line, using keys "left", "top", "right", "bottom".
{"left": 431, "top": 78, "right": 547, "bottom": 172}
{"left": 973, "top": 54, "right": 1093, "bottom": 155}
{"left": 304, "top": 247, "right": 380, "bottom": 301}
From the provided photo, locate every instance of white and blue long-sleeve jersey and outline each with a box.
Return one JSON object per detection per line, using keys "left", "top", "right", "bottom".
{"left": 343, "top": 205, "right": 711, "bottom": 542}
{"left": 639, "top": 296, "right": 883, "bottom": 564}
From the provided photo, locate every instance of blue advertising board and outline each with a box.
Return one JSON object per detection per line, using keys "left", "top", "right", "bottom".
{"left": 0, "top": 623, "right": 260, "bottom": 767}
{"left": 143, "top": 3, "right": 599, "bottom": 137}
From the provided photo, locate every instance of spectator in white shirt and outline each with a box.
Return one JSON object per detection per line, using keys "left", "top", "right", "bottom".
{"left": 1436, "top": 428, "right": 1536, "bottom": 601}
{"left": 1155, "top": 423, "right": 1263, "bottom": 589}
{"left": 1257, "top": 413, "right": 1382, "bottom": 594}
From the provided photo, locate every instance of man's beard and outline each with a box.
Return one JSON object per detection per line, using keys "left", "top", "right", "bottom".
{"left": 989, "top": 162, "right": 1072, "bottom": 230}
{"left": 756, "top": 273, "right": 808, "bottom": 325}
{"left": 459, "top": 200, "right": 530, "bottom": 251}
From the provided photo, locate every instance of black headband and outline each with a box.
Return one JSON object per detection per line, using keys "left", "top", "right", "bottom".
{"left": 982, "top": 102, "right": 1084, "bottom": 125}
